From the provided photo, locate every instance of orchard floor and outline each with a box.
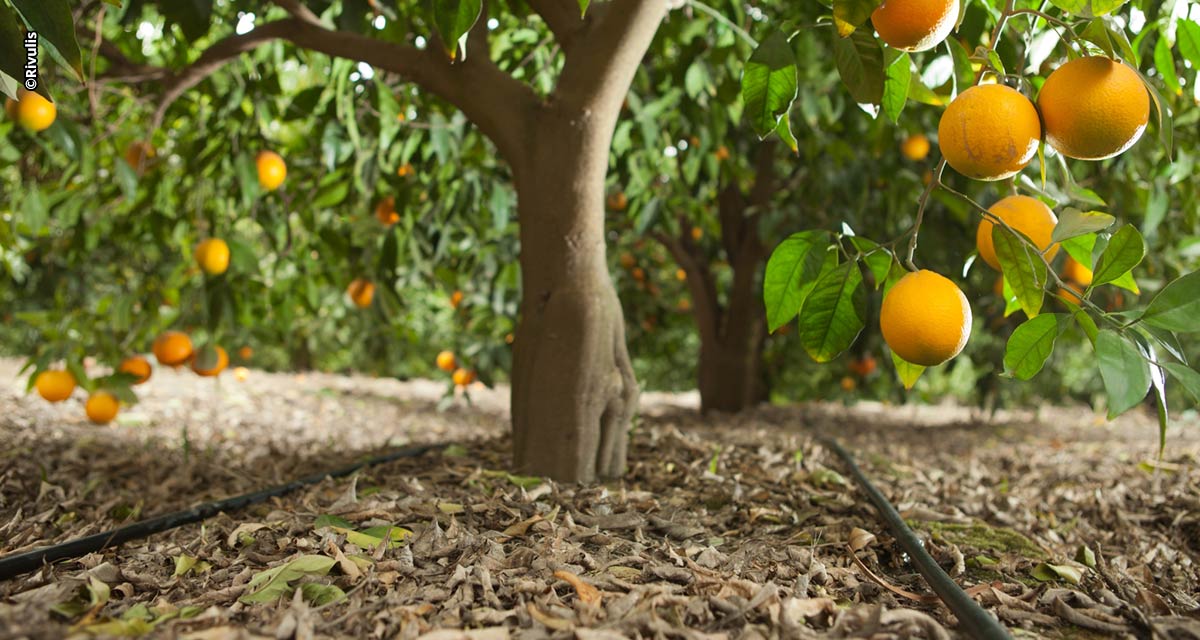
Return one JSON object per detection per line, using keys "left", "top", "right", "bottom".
{"left": 1, "top": 358, "right": 1198, "bottom": 639}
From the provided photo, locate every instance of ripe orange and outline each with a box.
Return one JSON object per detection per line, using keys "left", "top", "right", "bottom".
{"left": 450, "top": 290, "right": 464, "bottom": 308}
{"left": 691, "top": 227, "right": 704, "bottom": 241}
{"left": 256, "top": 151, "right": 287, "bottom": 191}
{"left": 191, "top": 346, "right": 229, "bottom": 377}
{"left": 1038, "top": 57, "right": 1149, "bottom": 160}
{"left": 397, "top": 163, "right": 414, "bottom": 177}
{"left": 976, "top": 195, "right": 1059, "bottom": 271}
{"left": 674, "top": 268, "right": 687, "bottom": 282}
{"left": 676, "top": 298, "right": 691, "bottom": 312}
{"left": 840, "top": 376, "right": 857, "bottom": 392}
{"left": 900, "top": 133, "right": 931, "bottom": 161}
{"left": 436, "top": 350, "right": 457, "bottom": 372}
{"left": 375, "top": 196, "right": 399, "bottom": 225}
{"left": 1059, "top": 285, "right": 1084, "bottom": 306}
{"left": 607, "top": 192, "right": 628, "bottom": 211}
{"left": 195, "top": 238, "right": 230, "bottom": 276}
{"left": 849, "top": 355, "right": 878, "bottom": 377}
{"left": 124, "top": 141, "right": 155, "bottom": 173}
{"left": 871, "top": 0, "right": 958, "bottom": 52}
{"left": 119, "top": 356, "right": 152, "bottom": 385}
{"left": 348, "top": 278, "right": 375, "bottom": 308}
{"left": 1062, "top": 256, "right": 1093, "bottom": 287}
{"left": 238, "top": 346, "right": 253, "bottom": 360}
{"left": 13, "top": 89, "right": 56, "bottom": 132}
{"left": 452, "top": 368, "right": 476, "bottom": 386}
{"left": 714, "top": 146, "right": 730, "bottom": 161}
{"left": 35, "top": 370, "right": 76, "bottom": 402}
{"left": 619, "top": 253, "right": 636, "bottom": 269}
{"left": 153, "top": 331, "right": 194, "bottom": 366}
{"left": 504, "top": 333, "right": 515, "bottom": 345}
{"left": 881, "top": 270, "right": 972, "bottom": 366}
{"left": 85, "top": 391, "right": 119, "bottom": 424}
{"left": 938, "top": 85, "right": 1042, "bottom": 181}
{"left": 632, "top": 267, "right": 646, "bottom": 282}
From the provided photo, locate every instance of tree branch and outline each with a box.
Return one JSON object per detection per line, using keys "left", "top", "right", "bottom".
{"left": 146, "top": 17, "right": 538, "bottom": 165}
{"left": 556, "top": 0, "right": 667, "bottom": 115}
{"left": 527, "top": 0, "right": 590, "bottom": 48}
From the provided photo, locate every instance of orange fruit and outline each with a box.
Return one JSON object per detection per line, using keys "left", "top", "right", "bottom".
{"left": 676, "top": 298, "right": 691, "bottom": 312}
{"left": 452, "top": 368, "right": 476, "bottom": 386}
{"left": 871, "top": 0, "right": 958, "bottom": 52}
{"left": 607, "top": 192, "right": 628, "bottom": 211}
{"left": 375, "top": 196, "right": 399, "bottom": 225}
{"left": 35, "top": 370, "right": 76, "bottom": 402}
{"left": 674, "top": 268, "right": 687, "bottom": 282}
{"left": 233, "top": 366, "right": 250, "bottom": 382}
{"left": 691, "top": 227, "right": 704, "bottom": 241}
{"left": 124, "top": 141, "right": 155, "bottom": 173}
{"left": 191, "top": 346, "right": 229, "bottom": 377}
{"left": 1038, "top": 57, "right": 1149, "bottom": 160}
{"left": 85, "top": 391, "right": 119, "bottom": 424}
{"left": 256, "top": 151, "right": 287, "bottom": 191}
{"left": 238, "top": 346, "right": 253, "bottom": 360}
{"left": 1059, "top": 285, "right": 1084, "bottom": 306}
{"left": 436, "top": 350, "right": 457, "bottom": 372}
{"left": 849, "top": 355, "right": 878, "bottom": 377}
{"left": 900, "top": 133, "right": 931, "bottom": 161}
{"left": 976, "top": 195, "right": 1060, "bottom": 271}
{"left": 504, "top": 333, "right": 515, "bottom": 345}
{"left": 1062, "top": 256, "right": 1093, "bottom": 288}
{"left": 195, "top": 238, "right": 230, "bottom": 276}
{"left": 632, "top": 267, "right": 646, "bottom": 282}
{"left": 3, "top": 97, "right": 16, "bottom": 120}
{"left": 13, "top": 89, "right": 56, "bottom": 132}
{"left": 153, "top": 331, "right": 194, "bottom": 366}
{"left": 119, "top": 356, "right": 152, "bottom": 385}
{"left": 450, "top": 290, "right": 464, "bottom": 309}
{"left": 396, "top": 163, "right": 414, "bottom": 177}
{"left": 714, "top": 146, "right": 730, "bottom": 161}
{"left": 348, "top": 278, "right": 375, "bottom": 308}
{"left": 619, "top": 253, "right": 636, "bottom": 269}
{"left": 840, "top": 376, "right": 857, "bottom": 392}
{"left": 881, "top": 270, "right": 972, "bottom": 366}
{"left": 938, "top": 85, "right": 1042, "bottom": 181}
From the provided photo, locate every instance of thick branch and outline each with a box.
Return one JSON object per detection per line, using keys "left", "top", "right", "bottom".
{"left": 147, "top": 17, "right": 537, "bottom": 165}
{"left": 556, "top": 0, "right": 667, "bottom": 114}
{"left": 527, "top": 0, "right": 590, "bottom": 48}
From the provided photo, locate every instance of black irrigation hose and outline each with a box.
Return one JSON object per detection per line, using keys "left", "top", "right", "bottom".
{"left": 821, "top": 436, "right": 1012, "bottom": 640}
{"left": 0, "top": 442, "right": 446, "bottom": 582}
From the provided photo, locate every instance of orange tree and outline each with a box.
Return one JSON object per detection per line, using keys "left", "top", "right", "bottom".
{"left": 759, "top": 0, "right": 1200, "bottom": 440}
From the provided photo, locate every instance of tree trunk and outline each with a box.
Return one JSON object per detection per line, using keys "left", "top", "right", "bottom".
{"left": 697, "top": 323, "right": 767, "bottom": 412}
{"left": 509, "top": 110, "right": 639, "bottom": 483}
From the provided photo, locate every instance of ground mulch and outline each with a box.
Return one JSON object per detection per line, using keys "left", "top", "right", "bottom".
{"left": 1, "top": 358, "right": 1197, "bottom": 639}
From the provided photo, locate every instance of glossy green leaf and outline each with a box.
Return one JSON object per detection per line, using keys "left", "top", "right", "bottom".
{"left": 798, "top": 262, "right": 866, "bottom": 363}
{"left": 1045, "top": 0, "right": 1128, "bottom": 17}
{"left": 1051, "top": 208, "right": 1114, "bottom": 244}
{"left": 1177, "top": 19, "right": 1200, "bottom": 69}
{"left": 0, "top": 8, "right": 27, "bottom": 96}
{"left": 742, "top": 30, "right": 798, "bottom": 138}
{"left": 432, "top": 0, "right": 483, "bottom": 60}
{"left": 1140, "top": 270, "right": 1200, "bottom": 333}
{"left": 1162, "top": 363, "right": 1200, "bottom": 406}
{"left": 1092, "top": 225, "right": 1144, "bottom": 286}
{"left": 763, "top": 232, "right": 828, "bottom": 332}
{"left": 1153, "top": 29, "right": 1181, "bottom": 96}
{"left": 833, "top": 0, "right": 882, "bottom": 37}
{"left": 1005, "top": 314, "right": 1066, "bottom": 380}
{"left": 12, "top": 0, "right": 83, "bottom": 79}
{"left": 993, "top": 226, "right": 1046, "bottom": 318}
{"left": 833, "top": 29, "right": 884, "bottom": 105}
{"left": 1095, "top": 330, "right": 1151, "bottom": 419}
{"left": 947, "top": 37, "right": 973, "bottom": 98}
{"left": 891, "top": 351, "right": 925, "bottom": 389}
{"left": 881, "top": 50, "right": 910, "bottom": 123}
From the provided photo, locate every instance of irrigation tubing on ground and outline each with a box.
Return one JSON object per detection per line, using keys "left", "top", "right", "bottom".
{"left": 0, "top": 442, "right": 446, "bottom": 582}
{"left": 821, "top": 436, "right": 1012, "bottom": 640}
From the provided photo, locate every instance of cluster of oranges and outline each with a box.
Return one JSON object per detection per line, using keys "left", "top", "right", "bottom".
{"left": 32, "top": 332, "right": 252, "bottom": 425}
{"left": 435, "top": 350, "right": 476, "bottom": 388}
{"left": 867, "top": 0, "right": 1149, "bottom": 370}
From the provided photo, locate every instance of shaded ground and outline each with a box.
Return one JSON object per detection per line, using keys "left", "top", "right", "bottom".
{"left": 1, "top": 358, "right": 1198, "bottom": 639}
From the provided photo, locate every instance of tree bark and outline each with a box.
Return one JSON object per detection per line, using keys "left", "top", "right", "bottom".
{"left": 509, "top": 109, "right": 638, "bottom": 483}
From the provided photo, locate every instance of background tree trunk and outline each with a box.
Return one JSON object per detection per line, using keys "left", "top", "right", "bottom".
{"left": 509, "top": 110, "right": 639, "bottom": 483}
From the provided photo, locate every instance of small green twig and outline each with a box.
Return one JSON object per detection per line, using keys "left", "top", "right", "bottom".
{"left": 686, "top": 0, "right": 758, "bottom": 48}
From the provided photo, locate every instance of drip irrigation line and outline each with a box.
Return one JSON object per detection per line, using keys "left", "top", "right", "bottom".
{"left": 0, "top": 442, "right": 446, "bottom": 582}
{"left": 821, "top": 436, "right": 1012, "bottom": 640}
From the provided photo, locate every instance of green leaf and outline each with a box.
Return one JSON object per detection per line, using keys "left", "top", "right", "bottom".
{"left": 1095, "top": 330, "right": 1151, "bottom": 419}
{"left": 300, "top": 583, "right": 346, "bottom": 606}
{"left": 993, "top": 226, "right": 1047, "bottom": 318}
{"left": 833, "top": 0, "right": 882, "bottom": 37}
{"left": 763, "top": 232, "right": 828, "bottom": 332}
{"left": 1141, "top": 270, "right": 1200, "bottom": 333}
{"left": 833, "top": 30, "right": 884, "bottom": 106}
{"left": 1005, "top": 314, "right": 1066, "bottom": 380}
{"left": 1051, "top": 208, "right": 1114, "bottom": 244}
{"left": 240, "top": 555, "right": 337, "bottom": 604}
{"left": 798, "top": 262, "right": 866, "bottom": 363}
{"left": 1108, "top": 269, "right": 1140, "bottom": 295}
{"left": 947, "top": 37, "right": 974, "bottom": 98}
{"left": 1161, "top": 363, "right": 1200, "bottom": 406}
{"left": 1092, "top": 225, "right": 1144, "bottom": 286}
{"left": 173, "top": 554, "right": 211, "bottom": 577}
{"left": 1177, "top": 20, "right": 1200, "bottom": 69}
{"left": 1045, "top": 0, "right": 1128, "bottom": 17}
{"left": 1079, "top": 19, "right": 1115, "bottom": 59}
{"left": 1153, "top": 29, "right": 1181, "bottom": 96}
{"left": 891, "top": 352, "right": 925, "bottom": 389}
{"left": 314, "top": 514, "right": 355, "bottom": 530}
{"left": 11, "top": 0, "right": 83, "bottom": 80}
{"left": 850, "top": 237, "right": 891, "bottom": 287}
{"left": 432, "top": 0, "right": 482, "bottom": 60}
{"left": 881, "top": 50, "right": 911, "bottom": 123}
{"left": 577, "top": 0, "right": 590, "bottom": 17}
{"left": 1075, "top": 545, "right": 1097, "bottom": 568}
{"left": 741, "top": 31, "right": 798, "bottom": 139}
{"left": 0, "top": 8, "right": 28, "bottom": 95}
{"left": 156, "top": 0, "right": 213, "bottom": 42}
